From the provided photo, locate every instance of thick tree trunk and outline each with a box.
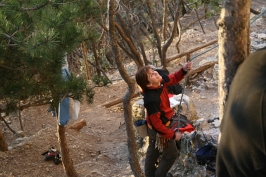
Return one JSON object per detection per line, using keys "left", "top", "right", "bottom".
{"left": 0, "top": 128, "right": 8, "bottom": 152}
{"left": 58, "top": 124, "right": 78, "bottom": 177}
{"left": 108, "top": 0, "right": 144, "bottom": 176}
{"left": 217, "top": 0, "right": 251, "bottom": 122}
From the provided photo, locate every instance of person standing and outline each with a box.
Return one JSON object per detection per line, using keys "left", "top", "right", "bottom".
{"left": 216, "top": 47, "right": 266, "bottom": 177}
{"left": 135, "top": 62, "right": 192, "bottom": 177}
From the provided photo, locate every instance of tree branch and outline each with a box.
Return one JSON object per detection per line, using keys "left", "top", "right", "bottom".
{"left": 162, "top": 0, "right": 182, "bottom": 67}
{"left": 167, "top": 39, "right": 218, "bottom": 62}
{"left": 114, "top": 22, "right": 143, "bottom": 67}
{"left": 250, "top": 7, "right": 260, "bottom": 15}
{"left": 146, "top": 0, "right": 162, "bottom": 60}
{"left": 0, "top": 64, "right": 36, "bottom": 71}
{"left": 0, "top": 115, "right": 16, "bottom": 134}
{"left": 73, "top": 50, "right": 110, "bottom": 81}
{"left": 19, "top": 1, "right": 50, "bottom": 11}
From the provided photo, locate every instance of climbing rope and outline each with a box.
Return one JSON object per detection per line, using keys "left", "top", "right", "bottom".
{"left": 189, "top": 8, "right": 266, "bottom": 62}
{"left": 178, "top": 7, "right": 266, "bottom": 101}
{"left": 175, "top": 8, "right": 266, "bottom": 142}
{"left": 250, "top": 8, "right": 266, "bottom": 25}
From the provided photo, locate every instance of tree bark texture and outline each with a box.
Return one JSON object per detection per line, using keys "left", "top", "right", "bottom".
{"left": 163, "top": 0, "right": 168, "bottom": 41}
{"left": 58, "top": 125, "right": 78, "bottom": 177}
{"left": 217, "top": 0, "right": 251, "bottom": 121}
{"left": 0, "top": 128, "right": 8, "bottom": 152}
{"left": 108, "top": 0, "right": 145, "bottom": 176}
{"left": 91, "top": 42, "right": 101, "bottom": 76}
{"left": 81, "top": 42, "right": 91, "bottom": 80}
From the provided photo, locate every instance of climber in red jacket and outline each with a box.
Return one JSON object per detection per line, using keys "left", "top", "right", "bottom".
{"left": 135, "top": 62, "right": 192, "bottom": 177}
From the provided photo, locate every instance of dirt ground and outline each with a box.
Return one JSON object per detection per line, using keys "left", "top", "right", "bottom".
{"left": 1, "top": 2, "right": 266, "bottom": 177}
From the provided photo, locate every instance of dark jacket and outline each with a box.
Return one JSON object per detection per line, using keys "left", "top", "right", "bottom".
{"left": 216, "top": 48, "right": 266, "bottom": 177}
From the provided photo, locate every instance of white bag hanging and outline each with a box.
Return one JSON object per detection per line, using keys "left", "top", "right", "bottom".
{"left": 69, "top": 98, "right": 80, "bottom": 120}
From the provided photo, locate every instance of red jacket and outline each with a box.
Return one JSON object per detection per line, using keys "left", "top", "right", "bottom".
{"left": 144, "top": 68, "right": 186, "bottom": 139}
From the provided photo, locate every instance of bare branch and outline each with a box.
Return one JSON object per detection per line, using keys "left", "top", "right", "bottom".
{"left": 114, "top": 21, "right": 143, "bottom": 67}
{"left": 0, "top": 114, "right": 16, "bottom": 134}
{"left": 250, "top": 7, "right": 260, "bottom": 15}
{"left": 195, "top": 9, "right": 205, "bottom": 34}
{"left": 146, "top": 0, "right": 162, "bottom": 60}
{"left": 73, "top": 50, "right": 111, "bottom": 80}
{"left": 162, "top": 0, "right": 182, "bottom": 67}
{"left": 0, "top": 64, "right": 36, "bottom": 71}
{"left": 167, "top": 39, "right": 218, "bottom": 62}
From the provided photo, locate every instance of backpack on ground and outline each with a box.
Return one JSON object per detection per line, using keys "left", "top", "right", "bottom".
{"left": 195, "top": 133, "right": 217, "bottom": 172}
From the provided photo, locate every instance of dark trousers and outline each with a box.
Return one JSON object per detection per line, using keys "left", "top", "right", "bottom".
{"left": 145, "top": 128, "right": 179, "bottom": 177}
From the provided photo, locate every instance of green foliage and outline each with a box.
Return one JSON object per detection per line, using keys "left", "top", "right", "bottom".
{"left": 85, "top": 88, "right": 95, "bottom": 104}
{"left": 0, "top": 0, "right": 101, "bottom": 113}
{"left": 185, "top": 0, "right": 221, "bottom": 15}
{"left": 97, "top": 48, "right": 112, "bottom": 71}
{"left": 92, "top": 75, "right": 111, "bottom": 87}
{"left": 208, "top": 0, "right": 222, "bottom": 16}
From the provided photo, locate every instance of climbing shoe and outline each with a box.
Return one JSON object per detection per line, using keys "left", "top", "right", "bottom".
{"left": 54, "top": 152, "right": 62, "bottom": 165}
{"left": 42, "top": 147, "right": 57, "bottom": 161}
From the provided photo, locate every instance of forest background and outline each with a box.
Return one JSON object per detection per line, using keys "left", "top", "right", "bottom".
{"left": 0, "top": 0, "right": 265, "bottom": 177}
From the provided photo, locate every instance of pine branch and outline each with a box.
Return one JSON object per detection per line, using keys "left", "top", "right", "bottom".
{"left": 1, "top": 29, "right": 21, "bottom": 44}
{"left": 0, "top": 64, "right": 36, "bottom": 71}
{"left": 19, "top": 1, "right": 50, "bottom": 11}
{"left": 0, "top": 98, "right": 51, "bottom": 114}
{"left": 0, "top": 1, "right": 50, "bottom": 11}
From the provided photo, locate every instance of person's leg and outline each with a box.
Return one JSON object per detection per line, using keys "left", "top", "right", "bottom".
{"left": 145, "top": 128, "right": 160, "bottom": 177}
{"left": 155, "top": 139, "right": 179, "bottom": 177}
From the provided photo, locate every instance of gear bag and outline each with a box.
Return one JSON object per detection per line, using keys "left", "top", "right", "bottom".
{"left": 195, "top": 129, "right": 217, "bottom": 172}
{"left": 196, "top": 144, "right": 217, "bottom": 172}
{"left": 134, "top": 120, "right": 148, "bottom": 138}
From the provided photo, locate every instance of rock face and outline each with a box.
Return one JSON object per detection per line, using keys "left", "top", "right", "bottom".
{"left": 132, "top": 99, "right": 146, "bottom": 123}
{"left": 132, "top": 93, "right": 219, "bottom": 177}
{"left": 251, "top": 30, "right": 266, "bottom": 50}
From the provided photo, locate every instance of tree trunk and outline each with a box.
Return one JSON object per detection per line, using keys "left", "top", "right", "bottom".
{"left": 91, "top": 42, "right": 101, "bottom": 76}
{"left": 162, "top": 0, "right": 181, "bottom": 68}
{"left": 147, "top": 0, "right": 163, "bottom": 61}
{"left": 123, "top": 6, "right": 149, "bottom": 66}
{"left": 168, "top": 1, "right": 175, "bottom": 20}
{"left": 108, "top": 0, "right": 144, "bottom": 176}
{"left": 57, "top": 124, "right": 78, "bottom": 177}
{"left": 105, "top": 50, "right": 114, "bottom": 65}
{"left": 217, "top": 0, "right": 251, "bottom": 122}
{"left": 0, "top": 127, "right": 8, "bottom": 152}
{"left": 163, "top": 0, "right": 168, "bottom": 41}
{"left": 115, "top": 14, "right": 143, "bottom": 67}
{"left": 81, "top": 42, "right": 91, "bottom": 80}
